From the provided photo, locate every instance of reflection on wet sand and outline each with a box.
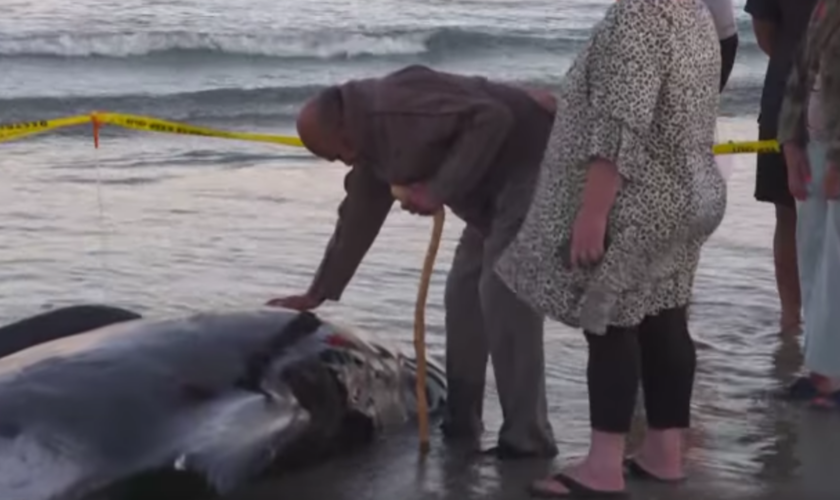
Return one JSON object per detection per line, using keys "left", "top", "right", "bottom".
{"left": 754, "top": 332, "right": 803, "bottom": 485}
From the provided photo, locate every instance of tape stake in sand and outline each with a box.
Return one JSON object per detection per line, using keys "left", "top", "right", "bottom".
{"left": 91, "top": 112, "right": 102, "bottom": 149}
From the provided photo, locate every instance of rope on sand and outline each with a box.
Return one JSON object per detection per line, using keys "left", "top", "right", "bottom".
{"left": 391, "top": 186, "right": 446, "bottom": 454}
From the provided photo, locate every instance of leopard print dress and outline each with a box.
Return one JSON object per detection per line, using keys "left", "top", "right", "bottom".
{"left": 495, "top": 0, "right": 727, "bottom": 335}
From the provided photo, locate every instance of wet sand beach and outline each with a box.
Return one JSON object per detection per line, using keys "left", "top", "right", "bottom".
{"left": 2, "top": 118, "right": 839, "bottom": 498}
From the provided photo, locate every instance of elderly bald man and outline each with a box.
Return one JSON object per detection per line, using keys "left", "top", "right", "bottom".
{"left": 268, "top": 64, "right": 558, "bottom": 459}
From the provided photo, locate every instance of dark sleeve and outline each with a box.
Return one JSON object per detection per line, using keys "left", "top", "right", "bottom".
{"left": 308, "top": 166, "right": 393, "bottom": 301}
{"left": 819, "top": 10, "right": 840, "bottom": 163}
{"left": 777, "top": 6, "right": 822, "bottom": 146}
{"left": 422, "top": 100, "right": 514, "bottom": 205}
{"left": 719, "top": 33, "right": 738, "bottom": 91}
{"left": 744, "top": 0, "right": 780, "bottom": 22}
{"left": 372, "top": 65, "right": 515, "bottom": 206}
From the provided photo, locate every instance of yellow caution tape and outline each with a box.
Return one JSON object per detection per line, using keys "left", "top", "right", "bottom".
{"left": 1, "top": 112, "right": 781, "bottom": 156}
{"left": 92, "top": 112, "right": 304, "bottom": 147}
{"left": 0, "top": 115, "right": 92, "bottom": 144}
{"left": 0, "top": 130, "right": 33, "bottom": 142}
{"left": 712, "top": 139, "right": 780, "bottom": 155}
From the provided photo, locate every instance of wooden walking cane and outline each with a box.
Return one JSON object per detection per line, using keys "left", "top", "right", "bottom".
{"left": 391, "top": 186, "right": 445, "bottom": 454}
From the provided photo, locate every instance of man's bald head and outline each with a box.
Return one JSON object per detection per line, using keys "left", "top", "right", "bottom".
{"left": 297, "top": 86, "right": 356, "bottom": 165}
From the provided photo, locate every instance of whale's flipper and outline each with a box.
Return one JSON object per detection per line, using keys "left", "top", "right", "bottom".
{"left": 172, "top": 388, "right": 311, "bottom": 495}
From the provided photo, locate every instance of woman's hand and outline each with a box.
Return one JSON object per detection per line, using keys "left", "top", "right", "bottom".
{"left": 570, "top": 207, "right": 609, "bottom": 268}
{"left": 567, "top": 157, "right": 620, "bottom": 267}
{"left": 266, "top": 293, "right": 324, "bottom": 311}
{"left": 782, "top": 141, "right": 811, "bottom": 200}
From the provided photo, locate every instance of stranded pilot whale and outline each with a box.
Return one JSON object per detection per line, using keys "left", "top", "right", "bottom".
{"left": 0, "top": 305, "right": 447, "bottom": 500}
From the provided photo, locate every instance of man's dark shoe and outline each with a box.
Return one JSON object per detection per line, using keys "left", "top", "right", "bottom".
{"left": 440, "top": 419, "right": 483, "bottom": 442}
{"left": 479, "top": 442, "right": 558, "bottom": 460}
{"left": 780, "top": 376, "right": 821, "bottom": 401}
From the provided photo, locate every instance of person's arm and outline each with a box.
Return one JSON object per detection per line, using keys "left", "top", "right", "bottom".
{"left": 307, "top": 166, "right": 394, "bottom": 302}
{"left": 580, "top": 159, "right": 622, "bottom": 218}
{"left": 744, "top": 0, "right": 780, "bottom": 57}
{"left": 697, "top": 0, "right": 739, "bottom": 90}
{"left": 719, "top": 34, "right": 739, "bottom": 91}
{"left": 420, "top": 99, "right": 514, "bottom": 206}
{"left": 583, "top": 0, "right": 668, "bottom": 187}
{"left": 777, "top": 7, "right": 822, "bottom": 147}
{"left": 753, "top": 20, "right": 776, "bottom": 57}
{"left": 820, "top": 7, "right": 840, "bottom": 164}
{"left": 575, "top": 0, "right": 667, "bottom": 225}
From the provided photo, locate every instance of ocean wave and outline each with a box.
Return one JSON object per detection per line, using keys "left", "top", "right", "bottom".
{"left": 0, "top": 77, "right": 762, "bottom": 135}
{"left": 0, "top": 85, "right": 325, "bottom": 126}
{"left": 0, "top": 16, "right": 761, "bottom": 61}
{"left": 0, "top": 27, "right": 581, "bottom": 60}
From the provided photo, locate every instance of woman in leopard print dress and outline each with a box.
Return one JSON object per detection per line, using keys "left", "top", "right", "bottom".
{"left": 495, "top": 0, "right": 726, "bottom": 496}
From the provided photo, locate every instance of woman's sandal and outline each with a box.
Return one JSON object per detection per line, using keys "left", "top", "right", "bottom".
{"left": 780, "top": 376, "right": 821, "bottom": 401}
{"left": 623, "top": 458, "right": 686, "bottom": 483}
{"left": 528, "top": 472, "right": 628, "bottom": 498}
{"left": 809, "top": 390, "right": 840, "bottom": 411}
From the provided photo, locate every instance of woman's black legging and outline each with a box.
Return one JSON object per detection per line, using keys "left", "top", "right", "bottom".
{"left": 585, "top": 305, "right": 696, "bottom": 434}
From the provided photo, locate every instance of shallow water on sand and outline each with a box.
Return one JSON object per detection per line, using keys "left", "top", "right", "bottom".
{"left": 1, "top": 118, "right": 839, "bottom": 498}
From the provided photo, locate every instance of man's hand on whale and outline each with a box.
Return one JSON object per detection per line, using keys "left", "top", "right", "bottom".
{"left": 266, "top": 293, "right": 324, "bottom": 311}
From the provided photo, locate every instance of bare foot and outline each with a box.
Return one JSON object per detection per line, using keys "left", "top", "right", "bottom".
{"left": 628, "top": 429, "right": 686, "bottom": 481}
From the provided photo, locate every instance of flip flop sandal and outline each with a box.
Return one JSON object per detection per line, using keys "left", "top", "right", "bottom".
{"left": 623, "top": 458, "right": 685, "bottom": 483}
{"left": 779, "top": 376, "right": 821, "bottom": 401}
{"left": 809, "top": 390, "right": 840, "bottom": 411}
{"left": 478, "top": 445, "right": 545, "bottom": 459}
{"left": 478, "top": 442, "right": 559, "bottom": 460}
{"left": 528, "top": 472, "right": 628, "bottom": 498}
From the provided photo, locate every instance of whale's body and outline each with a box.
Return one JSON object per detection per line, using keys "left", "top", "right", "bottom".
{"left": 0, "top": 306, "right": 446, "bottom": 500}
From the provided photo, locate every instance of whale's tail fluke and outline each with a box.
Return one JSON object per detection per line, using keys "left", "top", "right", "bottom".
{"left": 0, "top": 305, "right": 142, "bottom": 359}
